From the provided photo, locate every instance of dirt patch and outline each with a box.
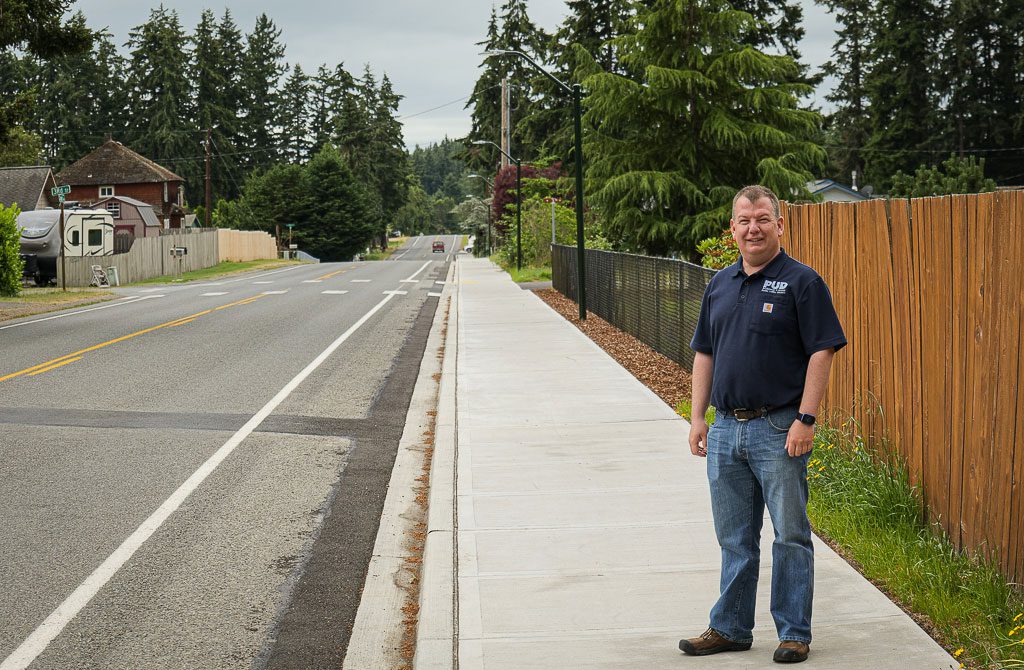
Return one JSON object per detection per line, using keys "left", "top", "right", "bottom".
{"left": 533, "top": 288, "right": 692, "bottom": 410}
{"left": 0, "top": 290, "right": 117, "bottom": 322}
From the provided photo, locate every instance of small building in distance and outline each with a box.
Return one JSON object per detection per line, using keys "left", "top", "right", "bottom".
{"left": 56, "top": 139, "right": 187, "bottom": 229}
{"left": 806, "top": 178, "right": 871, "bottom": 203}
{"left": 93, "top": 195, "right": 163, "bottom": 238}
{"left": 0, "top": 166, "right": 55, "bottom": 212}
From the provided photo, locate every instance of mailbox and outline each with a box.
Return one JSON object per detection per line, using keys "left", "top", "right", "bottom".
{"left": 169, "top": 246, "right": 188, "bottom": 257}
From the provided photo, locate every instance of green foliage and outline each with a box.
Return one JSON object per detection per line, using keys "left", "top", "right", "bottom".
{"left": 581, "top": 0, "right": 825, "bottom": 259}
{"left": 0, "top": 204, "right": 24, "bottom": 297}
{"left": 809, "top": 422, "right": 1024, "bottom": 668}
{"left": 696, "top": 230, "right": 739, "bottom": 269}
{"left": 0, "top": 127, "right": 42, "bottom": 167}
{"left": 304, "top": 145, "right": 376, "bottom": 261}
{"left": 0, "top": 0, "right": 93, "bottom": 141}
{"left": 889, "top": 155, "right": 997, "bottom": 197}
{"left": 411, "top": 139, "right": 470, "bottom": 199}
{"left": 495, "top": 195, "right": 608, "bottom": 268}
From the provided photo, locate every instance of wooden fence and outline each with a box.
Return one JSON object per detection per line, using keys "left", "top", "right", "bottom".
{"left": 781, "top": 191, "right": 1024, "bottom": 582}
{"left": 58, "top": 229, "right": 219, "bottom": 286}
{"left": 218, "top": 229, "right": 277, "bottom": 262}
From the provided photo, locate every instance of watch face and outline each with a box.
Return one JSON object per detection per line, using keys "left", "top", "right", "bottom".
{"left": 799, "top": 413, "right": 816, "bottom": 425}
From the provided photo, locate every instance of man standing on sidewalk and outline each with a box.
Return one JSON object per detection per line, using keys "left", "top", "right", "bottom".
{"left": 681, "top": 185, "right": 846, "bottom": 664}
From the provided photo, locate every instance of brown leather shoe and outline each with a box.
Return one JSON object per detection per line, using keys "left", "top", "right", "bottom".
{"left": 773, "top": 640, "right": 810, "bottom": 663}
{"left": 678, "top": 628, "right": 752, "bottom": 656}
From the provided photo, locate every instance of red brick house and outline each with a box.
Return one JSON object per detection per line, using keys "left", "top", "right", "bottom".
{"left": 56, "top": 139, "right": 187, "bottom": 229}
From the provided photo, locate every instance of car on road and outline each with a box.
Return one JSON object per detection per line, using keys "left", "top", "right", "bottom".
{"left": 432, "top": 240, "right": 445, "bottom": 253}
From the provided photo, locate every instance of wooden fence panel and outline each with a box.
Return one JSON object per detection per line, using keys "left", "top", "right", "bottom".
{"left": 58, "top": 229, "right": 219, "bottom": 286}
{"left": 784, "top": 191, "right": 1024, "bottom": 583}
{"left": 218, "top": 229, "right": 277, "bottom": 262}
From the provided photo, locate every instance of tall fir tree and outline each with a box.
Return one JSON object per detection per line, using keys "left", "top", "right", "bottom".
{"left": 240, "top": 14, "right": 286, "bottom": 170}
{"left": 464, "top": 8, "right": 504, "bottom": 173}
{"left": 367, "top": 73, "right": 409, "bottom": 247}
{"left": 125, "top": 6, "right": 196, "bottom": 189}
{"left": 581, "top": 0, "right": 824, "bottom": 257}
{"left": 820, "top": 0, "right": 873, "bottom": 185}
{"left": 277, "top": 64, "right": 312, "bottom": 163}
{"left": 862, "top": 0, "right": 942, "bottom": 188}
{"left": 0, "top": 0, "right": 93, "bottom": 141}
{"left": 191, "top": 9, "right": 234, "bottom": 204}
{"left": 519, "top": 0, "right": 631, "bottom": 164}
{"left": 309, "top": 63, "right": 353, "bottom": 155}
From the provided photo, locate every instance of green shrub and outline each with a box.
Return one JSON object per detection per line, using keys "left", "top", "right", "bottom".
{"left": 0, "top": 203, "right": 24, "bottom": 297}
{"left": 696, "top": 229, "right": 738, "bottom": 269}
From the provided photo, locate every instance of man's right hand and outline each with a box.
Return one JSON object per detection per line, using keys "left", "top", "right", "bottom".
{"left": 689, "top": 418, "right": 709, "bottom": 457}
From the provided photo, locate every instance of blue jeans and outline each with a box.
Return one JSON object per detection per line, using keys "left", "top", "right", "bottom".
{"left": 705, "top": 406, "right": 813, "bottom": 644}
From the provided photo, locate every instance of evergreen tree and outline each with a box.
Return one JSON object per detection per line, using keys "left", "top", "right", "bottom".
{"left": 241, "top": 14, "right": 286, "bottom": 170}
{"left": 464, "top": 8, "right": 504, "bottom": 173}
{"left": 125, "top": 6, "right": 196, "bottom": 188}
{"left": 465, "top": 2, "right": 547, "bottom": 168}
{"left": 277, "top": 64, "right": 312, "bottom": 163}
{"left": 191, "top": 9, "right": 232, "bottom": 204}
{"left": 519, "top": 0, "right": 631, "bottom": 160}
{"left": 93, "top": 30, "right": 129, "bottom": 142}
{"left": 889, "top": 154, "right": 997, "bottom": 196}
{"left": 212, "top": 9, "right": 245, "bottom": 199}
{"left": 309, "top": 64, "right": 353, "bottom": 154}
{"left": 0, "top": 127, "right": 43, "bottom": 167}
{"left": 410, "top": 138, "right": 469, "bottom": 198}
{"left": 819, "top": 0, "right": 872, "bottom": 184}
{"left": 581, "top": 0, "right": 825, "bottom": 257}
{"left": 862, "top": 0, "right": 942, "bottom": 188}
{"left": 304, "top": 144, "right": 376, "bottom": 261}
{"left": 366, "top": 73, "right": 409, "bottom": 247}
{"left": 0, "top": 0, "right": 93, "bottom": 141}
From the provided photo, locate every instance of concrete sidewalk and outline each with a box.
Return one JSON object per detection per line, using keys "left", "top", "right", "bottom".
{"left": 415, "top": 258, "right": 957, "bottom": 669}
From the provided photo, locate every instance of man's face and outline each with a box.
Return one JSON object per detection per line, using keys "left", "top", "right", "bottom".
{"left": 730, "top": 196, "right": 783, "bottom": 266}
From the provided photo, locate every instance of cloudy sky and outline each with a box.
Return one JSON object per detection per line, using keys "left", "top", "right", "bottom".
{"left": 71, "top": 0, "right": 838, "bottom": 149}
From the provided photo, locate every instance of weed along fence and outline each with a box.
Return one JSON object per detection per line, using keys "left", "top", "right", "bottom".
{"left": 782, "top": 192, "right": 1024, "bottom": 584}
{"left": 553, "top": 192, "right": 1024, "bottom": 583}
{"left": 58, "top": 228, "right": 219, "bottom": 286}
{"left": 552, "top": 245, "right": 715, "bottom": 370}
{"left": 217, "top": 229, "right": 277, "bottom": 262}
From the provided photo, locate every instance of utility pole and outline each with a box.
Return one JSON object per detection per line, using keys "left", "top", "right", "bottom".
{"left": 500, "top": 78, "right": 510, "bottom": 169}
{"left": 204, "top": 127, "right": 212, "bottom": 228}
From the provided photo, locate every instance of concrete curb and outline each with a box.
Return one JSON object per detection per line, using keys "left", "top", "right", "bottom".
{"left": 413, "top": 259, "right": 459, "bottom": 669}
{"left": 342, "top": 261, "right": 456, "bottom": 669}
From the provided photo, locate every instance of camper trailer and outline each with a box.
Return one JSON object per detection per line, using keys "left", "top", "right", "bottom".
{"left": 18, "top": 209, "right": 115, "bottom": 285}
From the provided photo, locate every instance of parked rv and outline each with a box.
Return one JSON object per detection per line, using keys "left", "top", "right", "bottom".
{"left": 18, "top": 209, "right": 115, "bottom": 285}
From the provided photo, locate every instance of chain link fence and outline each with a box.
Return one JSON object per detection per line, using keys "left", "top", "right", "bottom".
{"left": 552, "top": 244, "right": 716, "bottom": 371}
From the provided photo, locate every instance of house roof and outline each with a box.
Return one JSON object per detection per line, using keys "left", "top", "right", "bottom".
{"left": 56, "top": 139, "right": 183, "bottom": 186}
{"left": 95, "top": 195, "right": 162, "bottom": 228}
{"left": 806, "top": 179, "right": 869, "bottom": 200}
{"left": 0, "top": 166, "right": 54, "bottom": 212}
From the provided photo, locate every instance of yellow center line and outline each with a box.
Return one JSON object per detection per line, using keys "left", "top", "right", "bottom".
{"left": 316, "top": 269, "right": 346, "bottom": 281}
{"left": 0, "top": 294, "right": 268, "bottom": 383}
{"left": 28, "top": 357, "right": 83, "bottom": 376}
{"left": 168, "top": 318, "right": 197, "bottom": 328}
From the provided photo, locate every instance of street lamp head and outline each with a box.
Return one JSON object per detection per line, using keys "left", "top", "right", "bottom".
{"left": 479, "top": 50, "right": 513, "bottom": 58}
{"left": 471, "top": 140, "right": 490, "bottom": 146}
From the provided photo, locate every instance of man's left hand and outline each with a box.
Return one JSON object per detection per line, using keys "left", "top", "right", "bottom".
{"left": 786, "top": 420, "right": 815, "bottom": 457}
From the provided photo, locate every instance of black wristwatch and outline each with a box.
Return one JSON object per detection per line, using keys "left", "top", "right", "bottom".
{"left": 796, "top": 412, "right": 816, "bottom": 426}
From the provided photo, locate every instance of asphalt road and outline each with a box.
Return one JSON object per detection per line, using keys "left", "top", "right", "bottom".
{"left": 0, "top": 235, "right": 461, "bottom": 669}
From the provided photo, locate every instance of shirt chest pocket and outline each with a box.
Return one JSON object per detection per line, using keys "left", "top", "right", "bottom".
{"left": 749, "top": 295, "right": 792, "bottom": 335}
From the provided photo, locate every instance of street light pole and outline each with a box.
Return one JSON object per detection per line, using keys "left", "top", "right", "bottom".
{"left": 482, "top": 49, "right": 587, "bottom": 320}
{"left": 472, "top": 140, "right": 522, "bottom": 271}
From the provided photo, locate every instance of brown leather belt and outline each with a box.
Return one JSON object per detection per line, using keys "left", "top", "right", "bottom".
{"left": 723, "top": 405, "right": 795, "bottom": 421}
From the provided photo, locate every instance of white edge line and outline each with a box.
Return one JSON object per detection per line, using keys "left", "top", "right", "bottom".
{"left": 0, "top": 291, "right": 399, "bottom": 670}
{"left": 0, "top": 295, "right": 159, "bottom": 331}
{"left": 404, "top": 260, "right": 432, "bottom": 282}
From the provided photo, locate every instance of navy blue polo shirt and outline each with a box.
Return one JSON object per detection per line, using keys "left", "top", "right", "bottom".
{"left": 690, "top": 249, "right": 846, "bottom": 411}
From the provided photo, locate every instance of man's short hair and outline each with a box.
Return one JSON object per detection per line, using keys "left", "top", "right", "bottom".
{"left": 732, "top": 185, "right": 781, "bottom": 219}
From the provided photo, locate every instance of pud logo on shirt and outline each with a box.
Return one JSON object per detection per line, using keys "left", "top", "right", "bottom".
{"left": 762, "top": 280, "right": 788, "bottom": 295}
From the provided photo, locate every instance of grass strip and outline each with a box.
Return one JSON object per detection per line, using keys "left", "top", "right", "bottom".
{"left": 809, "top": 422, "right": 1024, "bottom": 668}
{"left": 364, "top": 237, "right": 406, "bottom": 261}
{"left": 128, "top": 259, "right": 303, "bottom": 285}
